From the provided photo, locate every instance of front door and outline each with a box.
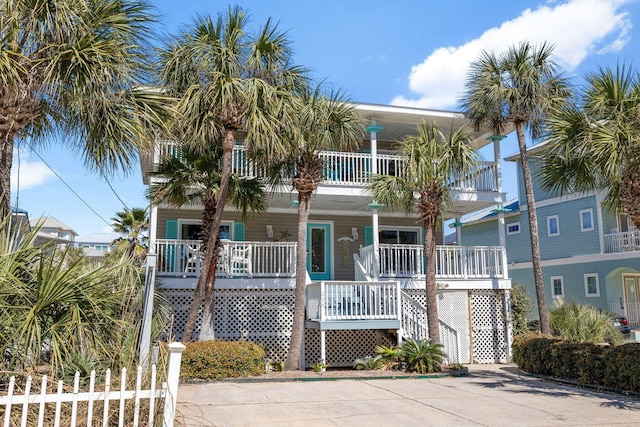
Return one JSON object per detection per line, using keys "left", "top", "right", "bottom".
{"left": 623, "top": 276, "right": 640, "bottom": 328}
{"left": 307, "top": 223, "right": 332, "bottom": 281}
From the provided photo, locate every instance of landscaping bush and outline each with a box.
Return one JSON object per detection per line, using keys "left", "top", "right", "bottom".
{"left": 181, "top": 340, "right": 266, "bottom": 380}
{"left": 512, "top": 335, "right": 640, "bottom": 393}
{"left": 375, "top": 339, "right": 447, "bottom": 374}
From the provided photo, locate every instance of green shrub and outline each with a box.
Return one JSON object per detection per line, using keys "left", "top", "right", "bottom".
{"left": 353, "top": 355, "right": 384, "bottom": 370}
{"left": 181, "top": 340, "right": 266, "bottom": 380}
{"left": 512, "top": 336, "right": 640, "bottom": 393}
{"left": 510, "top": 282, "right": 533, "bottom": 336}
{"left": 549, "top": 300, "right": 622, "bottom": 344}
{"left": 375, "top": 339, "right": 446, "bottom": 374}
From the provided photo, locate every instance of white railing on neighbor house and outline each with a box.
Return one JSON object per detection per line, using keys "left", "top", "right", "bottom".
{"left": 603, "top": 230, "right": 640, "bottom": 253}
{"left": 609, "top": 301, "right": 640, "bottom": 329}
{"left": 306, "top": 281, "right": 401, "bottom": 321}
{"left": 156, "top": 143, "right": 499, "bottom": 192}
{"left": 0, "top": 342, "right": 185, "bottom": 427}
{"left": 376, "top": 244, "right": 505, "bottom": 279}
{"left": 154, "top": 240, "right": 296, "bottom": 278}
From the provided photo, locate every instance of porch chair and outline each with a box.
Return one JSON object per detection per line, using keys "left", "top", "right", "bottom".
{"left": 231, "top": 245, "right": 253, "bottom": 277}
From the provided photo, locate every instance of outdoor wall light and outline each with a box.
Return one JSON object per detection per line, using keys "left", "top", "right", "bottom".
{"left": 352, "top": 227, "right": 358, "bottom": 240}
{"left": 266, "top": 225, "right": 273, "bottom": 238}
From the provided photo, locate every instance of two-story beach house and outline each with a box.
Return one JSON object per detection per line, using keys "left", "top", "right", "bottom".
{"left": 143, "top": 103, "right": 514, "bottom": 367}
{"left": 462, "top": 142, "right": 640, "bottom": 330}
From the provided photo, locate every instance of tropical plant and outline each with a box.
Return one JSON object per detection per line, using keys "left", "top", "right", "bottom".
{"left": 0, "top": 222, "right": 170, "bottom": 379}
{"left": 265, "top": 85, "right": 362, "bottom": 370}
{"left": 541, "top": 64, "right": 640, "bottom": 228}
{"left": 401, "top": 339, "right": 447, "bottom": 374}
{"left": 461, "top": 41, "right": 571, "bottom": 335}
{"left": 155, "top": 6, "right": 305, "bottom": 341}
{"left": 0, "top": 0, "right": 168, "bottom": 218}
{"left": 549, "top": 300, "right": 623, "bottom": 344}
{"left": 510, "top": 282, "right": 534, "bottom": 336}
{"left": 353, "top": 355, "right": 384, "bottom": 370}
{"left": 375, "top": 339, "right": 447, "bottom": 374}
{"left": 111, "top": 207, "right": 149, "bottom": 263}
{"left": 148, "top": 144, "right": 266, "bottom": 341}
{"left": 369, "top": 122, "right": 477, "bottom": 343}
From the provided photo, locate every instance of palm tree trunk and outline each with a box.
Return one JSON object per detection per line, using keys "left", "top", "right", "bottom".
{"left": 198, "top": 129, "right": 236, "bottom": 341}
{"left": 515, "top": 121, "right": 550, "bottom": 335}
{"left": 423, "top": 216, "right": 440, "bottom": 343}
{"left": 182, "top": 196, "right": 217, "bottom": 342}
{"left": 285, "top": 191, "right": 311, "bottom": 370}
{"left": 0, "top": 129, "right": 15, "bottom": 218}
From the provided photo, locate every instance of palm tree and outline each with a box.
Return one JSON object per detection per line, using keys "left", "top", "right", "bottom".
{"left": 148, "top": 144, "right": 266, "bottom": 342}
{"left": 156, "top": 6, "right": 305, "bottom": 341}
{"left": 267, "top": 86, "right": 362, "bottom": 370}
{"left": 541, "top": 65, "right": 640, "bottom": 228}
{"left": 0, "top": 0, "right": 168, "bottom": 218}
{"left": 460, "top": 42, "right": 571, "bottom": 335}
{"left": 369, "top": 122, "right": 477, "bottom": 343}
{"left": 111, "top": 207, "right": 149, "bottom": 263}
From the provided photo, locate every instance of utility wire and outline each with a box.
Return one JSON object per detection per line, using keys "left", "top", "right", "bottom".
{"left": 100, "top": 171, "right": 131, "bottom": 211}
{"left": 23, "top": 141, "right": 112, "bottom": 228}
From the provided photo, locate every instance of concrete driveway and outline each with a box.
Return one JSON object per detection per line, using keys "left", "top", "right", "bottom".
{"left": 177, "top": 364, "right": 640, "bottom": 426}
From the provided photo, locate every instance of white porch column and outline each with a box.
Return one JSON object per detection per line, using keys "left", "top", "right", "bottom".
{"left": 140, "top": 201, "right": 159, "bottom": 366}
{"left": 491, "top": 135, "right": 508, "bottom": 277}
{"left": 320, "top": 330, "right": 326, "bottom": 366}
{"left": 149, "top": 203, "right": 158, "bottom": 253}
{"left": 367, "top": 122, "right": 384, "bottom": 280}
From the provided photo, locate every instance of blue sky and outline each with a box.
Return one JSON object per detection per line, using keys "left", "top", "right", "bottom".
{"left": 13, "top": 0, "right": 640, "bottom": 237}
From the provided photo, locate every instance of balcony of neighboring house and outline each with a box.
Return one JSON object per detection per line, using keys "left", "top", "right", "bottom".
{"left": 603, "top": 227, "right": 640, "bottom": 253}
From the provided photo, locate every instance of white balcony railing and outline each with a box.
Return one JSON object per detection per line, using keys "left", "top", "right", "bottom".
{"left": 603, "top": 230, "right": 640, "bottom": 253}
{"left": 155, "top": 143, "right": 499, "bottom": 193}
{"left": 373, "top": 244, "right": 505, "bottom": 279}
{"left": 154, "top": 239, "right": 296, "bottom": 278}
{"left": 306, "top": 281, "right": 401, "bottom": 321}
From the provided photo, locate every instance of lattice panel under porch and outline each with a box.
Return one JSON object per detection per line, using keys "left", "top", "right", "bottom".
{"left": 159, "top": 288, "right": 295, "bottom": 361}
{"left": 159, "top": 289, "right": 203, "bottom": 341}
{"left": 304, "top": 329, "right": 379, "bottom": 367}
{"left": 471, "top": 289, "right": 507, "bottom": 363}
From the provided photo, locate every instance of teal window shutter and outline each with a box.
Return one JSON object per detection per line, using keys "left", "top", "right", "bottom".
{"left": 234, "top": 222, "right": 246, "bottom": 241}
{"left": 166, "top": 220, "right": 178, "bottom": 239}
{"left": 364, "top": 226, "right": 373, "bottom": 246}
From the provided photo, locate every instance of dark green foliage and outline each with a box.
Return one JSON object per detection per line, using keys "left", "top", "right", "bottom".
{"left": 513, "top": 335, "right": 639, "bottom": 392}
{"left": 375, "top": 339, "right": 447, "bottom": 374}
{"left": 510, "top": 282, "right": 533, "bottom": 336}
{"left": 181, "top": 340, "right": 266, "bottom": 380}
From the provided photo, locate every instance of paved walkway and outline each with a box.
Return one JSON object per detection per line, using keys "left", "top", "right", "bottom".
{"left": 177, "top": 364, "right": 640, "bottom": 426}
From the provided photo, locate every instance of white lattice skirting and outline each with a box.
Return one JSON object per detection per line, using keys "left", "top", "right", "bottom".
{"left": 159, "top": 287, "right": 510, "bottom": 366}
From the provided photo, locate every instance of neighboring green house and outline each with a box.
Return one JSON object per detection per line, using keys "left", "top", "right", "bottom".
{"left": 462, "top": 142, "right": 640, "bottom": 329}
{"left": 143, "top": 102, "right": 515, "bottom": 366}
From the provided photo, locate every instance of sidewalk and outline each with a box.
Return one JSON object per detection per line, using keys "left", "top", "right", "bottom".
{"left": 177, "top": 364, "right": 640, "bottom": 426}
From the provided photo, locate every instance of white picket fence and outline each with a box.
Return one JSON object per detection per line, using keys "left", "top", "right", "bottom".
{"left": 0, "top": 342, "right": 185, "bottom": 427}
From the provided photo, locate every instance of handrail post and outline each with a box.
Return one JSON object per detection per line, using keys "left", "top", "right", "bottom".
{"left": 163, "top": 342, "right": 186, "bottom": 427}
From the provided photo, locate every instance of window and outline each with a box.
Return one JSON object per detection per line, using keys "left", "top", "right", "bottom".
{"left": 580, "top": 209, "right": 594, "bottom": 232}
{"left": 379, "top": 227, "right": 420, "bottom": 244}
{"left": 506, "top": 222, "right": 520, "bottom": 235}
{"left": 551, "top": 276, "right": 564, "bottom": 298}
{"left": 547, "top": 215, "right": 560, "bottom": 236}
{"left": 584, "top": 274, "right": 600, "bottom": 297}
{"left": 95, "top": 245, "right": 109, "bottom": 251}
{"left": 179, "top": 219, "right": 233, "bottom": 240}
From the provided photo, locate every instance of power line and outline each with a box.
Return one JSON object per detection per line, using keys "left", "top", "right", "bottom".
{"left": 22, "top": 141, "right": 113, "bottom": 228}
{"left": 100, "top": 171, "right": 131, "bottom": 211}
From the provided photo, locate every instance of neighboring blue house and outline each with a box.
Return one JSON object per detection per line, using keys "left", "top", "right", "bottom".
{"left": 77, "top": 232, "right": 119, "bottom": 262}
{"left": 462, "top": 142, "right": 640, "bottom": 329}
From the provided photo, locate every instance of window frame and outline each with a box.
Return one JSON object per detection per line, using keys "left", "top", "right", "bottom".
{"left": 178, "top": 219, "right": 234, "bottom": 240}
{"left": 378, "top": 226, "right": 422, "bottom": 245}
{"left": 547, "top": 215, "right": 560, "bottom": 237}
{"left": 584, "top": 273, "right": 600, "bottom": 297}
{"left": 550, "top": 275, "right": 564, "bottom": 298}
{"left": 579, "top": 209, "right": 594, "bottom": 232}
{"left": 506, "top": 222, "right": 521, "bottom": 235}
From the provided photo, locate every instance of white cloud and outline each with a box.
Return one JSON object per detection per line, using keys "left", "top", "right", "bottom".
{"left": 392, "top": 0, "right": 633, "bottom": 109}
{"left": 10, "top": 160, "right": 54, "bottom": 190}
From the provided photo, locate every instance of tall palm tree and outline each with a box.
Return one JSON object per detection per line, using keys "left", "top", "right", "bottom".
{"left": 541, "top": 65, "right": 640, "bottom": 228}
{"left": 370, "top": 122, "right": 477, "bottom": 343}
{"left": 111, "top": 207, "right": 149, "bottom": 263}
{"left": 460, "top": 42, "right": 571, "bottom": 335}
{"left": 148, "top": 144, "right": 266, "bottom": 342}
{"left": 268, "top": 86, "right": 362, "bottom": 370}
{"left": 0, "top": 0, "right": 168, "bottom": 217}
{"left": 156, "top": 6, "right": 305, "bottom": 341}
